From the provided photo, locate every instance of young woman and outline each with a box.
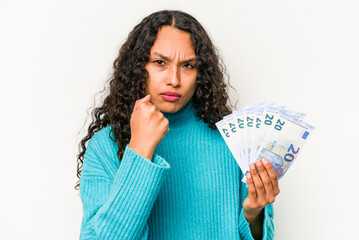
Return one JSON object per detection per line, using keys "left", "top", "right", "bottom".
{"left": 76, "top": 10, "right": 279, "bottom": 240}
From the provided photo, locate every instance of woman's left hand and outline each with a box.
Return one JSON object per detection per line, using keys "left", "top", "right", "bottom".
{"left": 243, "top": 158, "right": 280, "bottom": 223}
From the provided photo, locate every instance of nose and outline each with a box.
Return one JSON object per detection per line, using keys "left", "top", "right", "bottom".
{"left": 167, "top": 66, "right": 180, "bottom": 87}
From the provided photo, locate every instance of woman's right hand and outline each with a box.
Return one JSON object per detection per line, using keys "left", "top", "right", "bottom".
{"left": 128, "top": 94, "right": 169, "bottom": 161}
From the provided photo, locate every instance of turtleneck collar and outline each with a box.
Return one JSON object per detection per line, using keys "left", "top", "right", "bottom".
{"left": 162, "top": 98, "right": 199, "bottom": 128}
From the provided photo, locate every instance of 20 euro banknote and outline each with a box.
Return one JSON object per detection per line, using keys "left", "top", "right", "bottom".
{"left": 216, "top": 103, "right": 315, "bottom": 183}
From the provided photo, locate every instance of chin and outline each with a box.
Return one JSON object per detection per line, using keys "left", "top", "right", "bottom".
{"left": 159, "top": 102, "right": 182, "bottom": 113}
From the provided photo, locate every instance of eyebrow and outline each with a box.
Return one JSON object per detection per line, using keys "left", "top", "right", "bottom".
{"left": 152, "top": 52, "right": 196, "bottom": 64}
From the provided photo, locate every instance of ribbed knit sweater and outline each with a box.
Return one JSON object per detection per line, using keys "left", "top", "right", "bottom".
{"left": 79, "top": 99, "right": 274, "bottom": 239}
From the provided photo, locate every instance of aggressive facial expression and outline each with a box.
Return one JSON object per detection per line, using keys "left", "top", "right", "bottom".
{"left": 145, "top": 26, "right": 197, "bottom": 113}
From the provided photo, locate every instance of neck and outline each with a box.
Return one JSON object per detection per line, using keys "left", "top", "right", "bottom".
{"left": 162, "top": 99, "right": 198, "bottom": 128}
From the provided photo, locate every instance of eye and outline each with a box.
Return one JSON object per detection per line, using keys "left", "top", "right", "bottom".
{"left": 183, "top": 63, "right": 196, "bottom": 70}
{"left": 154, "top": 60, "right": 166, "bottom": 66}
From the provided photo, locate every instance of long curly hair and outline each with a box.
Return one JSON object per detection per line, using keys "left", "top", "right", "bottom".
{"left": 75, "top": 10, "right": 237, "bottom": 190}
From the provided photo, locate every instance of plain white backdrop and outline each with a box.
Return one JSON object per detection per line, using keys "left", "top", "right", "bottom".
{"left": 1, "top": 0, "right": 358, "bottom": 239}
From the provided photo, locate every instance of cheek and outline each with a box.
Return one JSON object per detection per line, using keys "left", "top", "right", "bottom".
{"left": 144, "top": 67, "right": 156, "bottom": 93}
{"left": 185, "top": 77, "right": 197, "bottom": 98}
{"left": 144, "top": 77, "right": 160, "bottom": 96}
{"left": 190, "top": 81, "right": 197, "bottom": 92}
{"left": 144, "top": 80, "right": 152, "bottom": 95}
{"left": 190, "top": 74, "right": 197, "bottom": 91}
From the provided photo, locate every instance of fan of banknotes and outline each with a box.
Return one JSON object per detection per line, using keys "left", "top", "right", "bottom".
{"left": 215, "top": 103, "right": 315, "bottom": 182}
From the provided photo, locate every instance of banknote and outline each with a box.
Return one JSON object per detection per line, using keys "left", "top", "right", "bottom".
{"left": 216, "top": 103, "right": 315, "bottom": 182}
{"left": 216, "top": 117, "right": 247, "bottom": 175}
{"left": 256, "top": 111, "right": 314, "bottom": 179}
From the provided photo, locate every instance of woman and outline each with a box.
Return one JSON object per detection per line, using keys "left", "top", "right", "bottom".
{"left": 76, "top": 10, "right": 279, "bottom": 240}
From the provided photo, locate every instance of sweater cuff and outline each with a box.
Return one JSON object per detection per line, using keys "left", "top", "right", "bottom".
{"left": 238, "top": 205, "right": 274, "bottom": 240}
{"left": 111, "top": 144, "right": 170, "bottom": 190}
{"left": 262, "top": 204, "right": 275, "bottom": 239}
{"left": 94, "top": 145, "right": 170, "bottom": 238}
{"left": 238, "top": 208, "right": 254, "bottom": 240}
{"left": 126, "top": 143, "right": 169, "bottom": 168}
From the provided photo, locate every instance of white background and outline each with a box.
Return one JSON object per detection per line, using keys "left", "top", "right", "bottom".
{"left": 1, "top": 0, "right": 358, "bottom": 239}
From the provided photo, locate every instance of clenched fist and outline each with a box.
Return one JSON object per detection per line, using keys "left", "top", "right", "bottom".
{"left": 128, "top": 94, "right": 169, "bottom": 161}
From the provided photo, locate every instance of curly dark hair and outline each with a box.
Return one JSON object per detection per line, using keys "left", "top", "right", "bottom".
{"left": 75, "top": 10, "right": 238, "bottom": 190}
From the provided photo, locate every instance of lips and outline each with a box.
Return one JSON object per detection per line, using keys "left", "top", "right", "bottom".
{"left": 161, "top": 92, "right": 181, "bottom": 97}
{"left": 160, "top": 92, "right": 181, "bottom": 102}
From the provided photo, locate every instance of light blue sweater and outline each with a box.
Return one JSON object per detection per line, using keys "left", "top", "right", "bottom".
{"left": 79, "top": 99, "right": 274, "bottom": 239}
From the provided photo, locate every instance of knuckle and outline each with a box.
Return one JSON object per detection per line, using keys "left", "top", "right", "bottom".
{"left": 271, "top": 174, "right": 278, "bottom": 182}
{"left": 275, "top": 189, "right": 280, "bottom": 195}
{"left": 135, "top": 100, "right": 141, "bottom": 107}
{"left": 263, "top": 179, "right": 271, "bottom": 186}
{"left": 257, "top": 201, "right": 265, "bottom": 207}
{"left": 162, "top": 119, "right": 169, "bottom": 127}
{"left": 257, "top": 163, "right": 264, "bottom": 170}
{"left": 138, "top": 102, "right": 145, "bottom": 109}
{"left": 256, "top": 183, "right": 264, "bottom": 191}
{"left": 267, "top": 197, "right": 275, "bottom": 204}
{"left": 150, "top": 105, "right": 157, "bottom": 112}
{"left": 249, "top": 188, "right": 256, "bottom": 195}
{"left": 144, "top": 104, "right": 152, "bottom": 112}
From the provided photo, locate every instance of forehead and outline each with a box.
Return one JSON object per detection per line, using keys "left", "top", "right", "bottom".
{"left": 150, "top": 26, "right": 195, "bottom": 56}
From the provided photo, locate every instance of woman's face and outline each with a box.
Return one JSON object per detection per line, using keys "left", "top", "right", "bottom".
{"left": 145, "top": 26, "right": 197, "bottom": 113}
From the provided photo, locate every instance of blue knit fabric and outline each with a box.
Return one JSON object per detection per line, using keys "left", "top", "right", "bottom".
{"left": 79, "top": 99, "right": 275, "bottom": 239}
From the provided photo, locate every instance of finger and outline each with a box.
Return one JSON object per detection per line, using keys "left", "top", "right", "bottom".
{"left": 249, "top": 162, "right": 266, "bottom": 199}
{"left": 255, "top": 159, "right": 274, "bottom": 194}
{"left": 262, "top": 158, "right": 280, "bottom": 196}
{"left": 256, "top": 159, "right": 277, "bottom": 204}
{"left": 246, "top": 172, "right": 257, "bottom": 200}
{"left": 136, "top": 94, "right": 156, "bottom": 111}
{"left": 138, "top": 94, "right": 151, "bottom": 104}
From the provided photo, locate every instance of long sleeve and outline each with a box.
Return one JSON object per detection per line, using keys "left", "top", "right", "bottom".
{"left": 79, "top": 131, "right": 170, "bottom": 240}
{"left": 79, "top": 102, "right": 277, "bottom": 239}
{"left": 238, "top": 180, "right": 275, "bottom": 240}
